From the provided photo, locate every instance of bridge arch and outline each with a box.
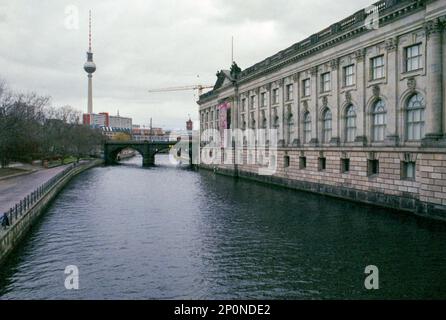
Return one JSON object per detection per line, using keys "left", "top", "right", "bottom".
{"left": 104, "top": 140, "right": 184, "bottom": 167}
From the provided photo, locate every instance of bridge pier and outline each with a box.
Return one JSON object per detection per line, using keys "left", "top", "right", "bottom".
{"left": 142, "top": 147, "right": 155, "bottom": 167}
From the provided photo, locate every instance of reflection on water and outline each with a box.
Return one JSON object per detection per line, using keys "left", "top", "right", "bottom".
{"left": 1, "top": 154, "right": 446, "bottom": 299}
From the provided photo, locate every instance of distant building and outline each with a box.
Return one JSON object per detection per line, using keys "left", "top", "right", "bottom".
{"left": 83, "top": 111, "right": 133, "bottom": 141}
{"left": 132, "top": 126, "right": 167, "bottom": 141}
{"left": 83, "top": 112, "right": 109, "bottom": 127}
{"left": 101, "top": 127, "right": 132, "bottom": 140}
{"left": 110, "top": 114, "right": 132, "bottom": 130}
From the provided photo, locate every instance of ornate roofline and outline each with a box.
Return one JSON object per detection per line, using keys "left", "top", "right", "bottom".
{"left": 198, "top": 0, "right": 427, "bottom": 104}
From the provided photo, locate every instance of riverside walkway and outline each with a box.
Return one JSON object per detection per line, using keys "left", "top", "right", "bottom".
{"left": 0, "top": 164, "right": 72, "bottom": 215}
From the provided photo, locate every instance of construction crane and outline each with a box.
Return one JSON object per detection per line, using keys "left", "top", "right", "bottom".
{"left": 147, "top": 84, "right": 214, "bottom": 97}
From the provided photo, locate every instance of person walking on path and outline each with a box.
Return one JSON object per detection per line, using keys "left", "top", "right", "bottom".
{"left": 1, "top": 212, "right": 10, "bottom": 229}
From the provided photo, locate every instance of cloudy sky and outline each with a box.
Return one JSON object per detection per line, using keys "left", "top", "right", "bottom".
{"left": 0, "top": 0, "right": 372, "bottom": 130}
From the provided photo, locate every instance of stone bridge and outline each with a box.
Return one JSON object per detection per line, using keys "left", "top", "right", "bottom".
{"left": 104, "top": 140, "right": 190, "bottom": 166}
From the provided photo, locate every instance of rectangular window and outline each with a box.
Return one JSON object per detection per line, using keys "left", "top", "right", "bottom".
{"left": 321, "top": 72, "right": 331, "bottom": 93}
{"left": 284, "top": 155, "right": 290, "bottom": 168}
{"left": 406, "top": 44, "right": 422, "bottom": 72}
{"left": 286, "top": 84, "right": 294, "bottom": 101}
{"left": 299, "top": 156, "right": 307, "bottom": 169}
{"left": 250, "top": 96, "right": 256, "bottom": 109}
{"left": 302, "top": 79, "right": 310, "bottom": 97}
{"left": 260, "top": 92, "right": 267, "bottom": 107}
{"left": 341, "top": 158, "right": 350, "bottom": 173}
{"left": 401, "top": 161, "right": 416, "bottom": 180}
{"left": 318, "top": 157, "right": 326, "bottom": 171}
{"left": 241, "top": 98, "right": 246, "bottom": 112}
{"left": 371, "top": 55, "right": 385, "bottom": 80}
{"left": 344, "top": 65, "right": 355, "bottom": 86}
{"left": 368, "top": 159, "right": 379, "bottom": 176}
{"left": 272, "top": 89, "right": 279, "bottom": 104}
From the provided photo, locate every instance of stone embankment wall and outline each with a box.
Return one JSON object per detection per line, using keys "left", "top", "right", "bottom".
{"left": 0, "top": 160, "right": 102, "bottom": 265}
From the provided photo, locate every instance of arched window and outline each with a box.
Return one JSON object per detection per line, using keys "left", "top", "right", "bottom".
{"left": 372, "top": 100, "right": 386, "bottom": 142}
{"left": 345, "top": 105, "right": 357, "bottom": 142}
{"left": 406, "top": 93, "right": 425, "bottom": 140}
{"left": 322, "top": 109, "right": 332, "bottom": 143}
{"left": 303, "top": 112, "right": 312, "bottom": 143}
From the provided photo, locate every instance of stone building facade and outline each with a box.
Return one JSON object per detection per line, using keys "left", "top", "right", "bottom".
{"left": 197, "top": 0, "right": 446, "bottom": 220}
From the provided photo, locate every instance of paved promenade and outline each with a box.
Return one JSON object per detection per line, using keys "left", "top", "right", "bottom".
{"left": 0, "top": 165, "right": 71, "bottom": 214}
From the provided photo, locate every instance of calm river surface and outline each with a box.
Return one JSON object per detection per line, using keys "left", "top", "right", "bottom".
{"left": 1, "top": 155, "right": 446, "bottom": 299}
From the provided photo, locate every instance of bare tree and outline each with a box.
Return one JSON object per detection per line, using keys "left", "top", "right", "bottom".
{"left": 0, "top": 77, "right": 103, "bottom": 167}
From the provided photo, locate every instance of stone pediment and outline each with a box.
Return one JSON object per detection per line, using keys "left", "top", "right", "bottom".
{"left": 213, "top": 70, "right": 233, "bottom": 90}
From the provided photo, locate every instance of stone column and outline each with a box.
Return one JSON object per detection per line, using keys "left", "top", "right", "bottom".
{"left": 292, "top": 73, "right": 300, "bottom": 146}
{"left": 266, "top": 84, "right": 272, "bottom": 131}
{"left": 232, "top": 91, "right": 238, "bottom": 130}
{"left": 278, "top": 79, "right": 285, "bottom": 146}
{"left": 330, "top": 59, "right": 340, "bottom": 145}
{"left": 354, "top": 49, "right": 367, "bottom": 145}
{"left": 384, "top": 38, "right": 399, "bottom": 146}
{"left": 423, "top": 18, "right": 444, "bottom": 144}
{"left": 256, "top": 88, "right": 261, "bottom": 132}
{"left": 309, "top": 67, "right": 319, "bottom": 146}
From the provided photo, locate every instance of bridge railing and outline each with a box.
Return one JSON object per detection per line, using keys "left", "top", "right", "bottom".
{"left": 1, "top": 163, "right": 77, "bottom": 230}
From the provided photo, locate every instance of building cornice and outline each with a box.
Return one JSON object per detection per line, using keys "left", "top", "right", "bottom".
{"left": 198, "top": 0, "right": 427, "bottom": 105}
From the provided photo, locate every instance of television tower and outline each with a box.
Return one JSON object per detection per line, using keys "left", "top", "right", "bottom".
{"left": 83, "top": 10, "right": 96, "bottom": 114}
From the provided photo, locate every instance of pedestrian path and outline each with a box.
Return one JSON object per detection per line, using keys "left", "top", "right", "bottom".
{"left": 0, "top": 165, "right": 71, "bottom": 214}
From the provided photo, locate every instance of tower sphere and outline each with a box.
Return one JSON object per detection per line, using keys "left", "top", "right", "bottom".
{"left": 84, "top": 61, "right": 96, "bottom": 74}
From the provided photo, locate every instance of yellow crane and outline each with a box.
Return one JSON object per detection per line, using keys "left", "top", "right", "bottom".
{"left": 147, "top": 84, "right": 214, "bottom": 97}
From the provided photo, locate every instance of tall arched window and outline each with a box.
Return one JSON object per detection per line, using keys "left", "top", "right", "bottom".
{"left": 406, "top": 93, "right": 425, "bottom": 140}
{"left": 322, "top": 109, "right": 332, "bottom": 143}
{"left": 303, "top": 112, "right": 312, "bottom": 143}
{"left": 372, "top": 100, "right": 386, "bottom": 142}
{"left": 345, "top": 105, "right": 357, "bottom": 142}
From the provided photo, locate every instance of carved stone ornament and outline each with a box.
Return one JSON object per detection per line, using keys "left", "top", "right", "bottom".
{"left": 372, "top": 85, "right": 380, "bottom": 98}
{"left": 330, "top": 58, "right": 339, "bottom": 70}
{"left": 322, "top": 96, "right": 328, "bottom": 107}
{"left": 355, "top": 48, "right": 366, "bottom": 62}
{"left": 293, "top": 73, "right": 299, "bottom": 82}
{"left": 385, "top": 37, "right": 397, "bottom": 52}
{"left": 345, "top": 91, "right": 352, "bottom": 103}
{"left": 265, "top": 83, "right": 272, "bottom": 91}
{"left": 310, "top": 66, "right": 318, "bottom": 75}
{"left": 424, "top": 18, "right": 444, "bottom": 39}
{"left": 302, "top": 100, "right": 308, "bottom": 111}
{"left": 278, "top": 79, "right": 284, "bottom": 87}
{"left": 407, "top": 77, "right": 416, "bottom": 92}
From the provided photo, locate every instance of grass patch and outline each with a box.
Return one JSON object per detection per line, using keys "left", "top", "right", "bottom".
{"left": 47, "top": 156, "right": 78, "bottom": 168}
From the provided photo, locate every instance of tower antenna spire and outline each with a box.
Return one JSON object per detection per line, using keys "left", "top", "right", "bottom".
{"left": 84, "top": 9, "right": 96, "bottom": 115}
{"left": 88, "top": 10, "right": 92, "bottom": 52}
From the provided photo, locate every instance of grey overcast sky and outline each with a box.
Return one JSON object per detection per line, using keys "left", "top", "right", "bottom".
{"left": 0, "top": 0, "right": 372, "bottom": 130}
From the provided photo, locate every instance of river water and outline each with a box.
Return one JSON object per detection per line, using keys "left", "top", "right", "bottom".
{"left": 1, "top": 154, "right": 446, "bottom": 299}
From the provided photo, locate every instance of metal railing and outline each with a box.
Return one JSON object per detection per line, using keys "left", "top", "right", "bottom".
{"left": 1, "top": 163, "right": 77, "bottom": 231}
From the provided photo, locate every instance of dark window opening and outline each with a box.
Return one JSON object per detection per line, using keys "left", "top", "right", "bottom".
{"left": 318, "top": 157, "right": 326, "bottom": 171}
{"left": 299, "top": 156, "right": 306, "bottom": 169}
{"left": 368, "top": 159, "right": 379, "bottom": 176}
{"left": 341, "top": 158, "right": 350, "bottom": 173}
{"left": 284, "top": 155, "right": 290, "bottom": 168}
{"left": 401, "top": 161, "right": 416, "bottom": 180}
